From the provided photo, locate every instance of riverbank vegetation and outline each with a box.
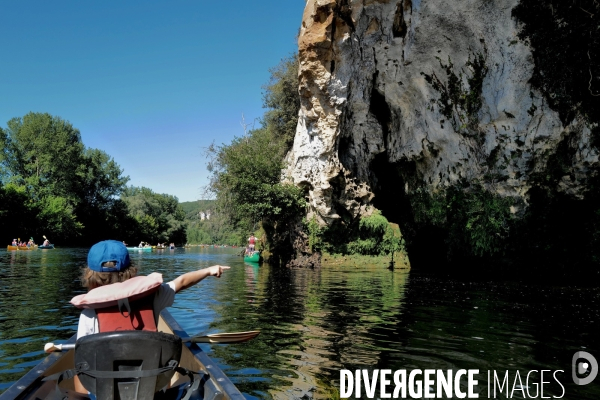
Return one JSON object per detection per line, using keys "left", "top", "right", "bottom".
{"left": 183, "top": 200, "right": 244, "bottom": 245}
{"left": 204, "top": 56, "right": 306, "bottom": 261}
{"left": 204, "top": 56, "right": 410, "bottom": 266}
{"left": 0, "top": 112, "right": 186, "bottom": 246}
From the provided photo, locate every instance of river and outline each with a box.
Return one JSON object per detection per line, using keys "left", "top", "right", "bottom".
{"left": 0, "top": 247, "right": 599, "bottom": 399}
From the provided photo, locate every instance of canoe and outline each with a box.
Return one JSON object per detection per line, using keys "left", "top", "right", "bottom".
{"left": 17, "top": 245, "right": 37, "bottom": 250}
{"left": 244, "top": 251, "right": 261, "bottom": 263}
{"left": 0, "top": 309, "right": 245, "bottom": 400}
{"left": 126, "top": 246, "right": 152, "bottom": 252}
{"left": 38, "top": 244, "right": 55, "bottom": 249}
{"left": 7, "top": 245, "right": 18, "bottom": 251}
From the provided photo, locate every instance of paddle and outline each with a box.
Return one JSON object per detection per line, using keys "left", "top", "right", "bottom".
{"left": 44, "top": 330, "right": 260, "bottom": 352}
{"left": 191, "top": 330, "right": 260, "bottom": 343}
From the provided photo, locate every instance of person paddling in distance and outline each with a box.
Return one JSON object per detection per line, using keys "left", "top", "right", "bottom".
{"left": 247, "top": 233, "right": 256, "bottom": 253}
{"left": 73, "top": 240, "right": 230, "bottom": 393}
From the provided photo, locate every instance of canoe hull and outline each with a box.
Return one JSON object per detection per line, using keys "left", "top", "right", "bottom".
{"left": 38, "top": 244, "right": 55, "bottom": 249}
{"left": 16, "top": 245, "right": 37, "bottom": 250}
{"left": 7, "top": 245, "right": 18, "bottom": 251}
{"left": 0, "top": 310, "right": 245, "bottom": 400}
{"left": 244, "top": 251, "right": 261, "bottom": 263}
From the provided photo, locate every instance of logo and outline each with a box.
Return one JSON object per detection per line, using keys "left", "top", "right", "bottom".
{"left": 572, "top": 351, "right": 598, "bottom": 385}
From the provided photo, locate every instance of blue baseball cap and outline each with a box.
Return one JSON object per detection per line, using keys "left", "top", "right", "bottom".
{"left": 87, "top": 240, "right": 131, "bottom": 272}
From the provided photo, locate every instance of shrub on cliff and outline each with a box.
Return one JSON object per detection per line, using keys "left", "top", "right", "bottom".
{"left": 262, "top": 55, "right": 299, "bottom": 152}
{"left": 347, "top": 211, "right": 405, "bottom": 257}
{"left": 409, "top": 183, "right": 514, "bottom": 260}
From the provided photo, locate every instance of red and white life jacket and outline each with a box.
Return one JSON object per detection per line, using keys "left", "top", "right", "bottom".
{"left": 71, "top": 273, "right": 163, "bottom": 332}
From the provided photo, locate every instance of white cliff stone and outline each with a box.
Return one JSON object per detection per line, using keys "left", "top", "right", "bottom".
{"left": 285, "top": 0, "right": 598, "bottom": 224}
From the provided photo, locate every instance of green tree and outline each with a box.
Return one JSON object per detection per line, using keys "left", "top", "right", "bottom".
{"left": 262, "top": 55, "right": 300, "bottom": 151}
{"left": 76, "top": 148, "right": 129, "bottom": 209}
{"left": 206, "top": 56, "right": 304, "bottom": 260}
{"left": 0, "top": 183, "right": 36, "bottom": 239}
{"left": 0, "top": 112, "right": 130, "bottom": 243}
{"left": 2, "top": 113, "right": 85, "bottom": 199}
{"left": 347, "top": 211, "right": 392, "bottom": 255}
{"left": 73, "top": 148, "right": 130, "bottom": 242}
{"left": 121, "top": 186, "right": 187, "bottom": 244}
{"left": 206, "top": 127, "right": 304, "bottom": 256}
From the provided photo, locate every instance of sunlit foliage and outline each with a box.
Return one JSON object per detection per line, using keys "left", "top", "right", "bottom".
{"left": 205, "top": 56, "right": 304, "bottom": 257}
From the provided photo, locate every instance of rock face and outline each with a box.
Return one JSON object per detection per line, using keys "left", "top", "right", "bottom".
{"left": 285, "top": 0, "right": 599, "bottom": 229}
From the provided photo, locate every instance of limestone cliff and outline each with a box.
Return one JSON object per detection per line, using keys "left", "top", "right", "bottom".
{"left": 285, "top": 0, "right": 600, "bottom": 271}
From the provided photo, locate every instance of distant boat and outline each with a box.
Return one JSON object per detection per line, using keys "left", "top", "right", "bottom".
{"left": 7, "top": 245, "right": 18, "bottom": 251}
{"left": 244, "top": 251, "right": 261, "bottom": 263}
{"left": 126, "top": 246, "right": 152, "bottom": 252}
{"left": 17, "top": 245, "right": 37, "bottom": 251}
{"left": 38, "top": 244, "right": 55, "bottom": 249}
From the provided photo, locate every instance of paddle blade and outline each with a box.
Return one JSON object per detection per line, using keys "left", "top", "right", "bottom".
{"left": 191, "top": 330, "right": 260, "bottom": 344}
{"left": 44, "top": 343, "right": 75, "bottom": 353}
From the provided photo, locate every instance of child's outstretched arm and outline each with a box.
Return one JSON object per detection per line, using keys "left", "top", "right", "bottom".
{"left": 172, "top": 265, "right": 230, "bottom": 293}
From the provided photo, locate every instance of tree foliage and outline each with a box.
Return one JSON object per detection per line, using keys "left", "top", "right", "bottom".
{"left": 205, "top": 56, "right": 304, "bottom": 258}
{"left": 262, "top": 55, "right": 300, "bottom": 151}
{"left": 347, "top": 211, "right": 405, "bottom": 256}
{"left": 410, "top": 184, "right": 514, "bottom": 259}
{"left": 120, "top": 186, "right": 187, "bottom": 244}
{"left": 206, "top": 128, "right": 304, "bottom": 247}
{"left": 2, "top": 113, "right": 84, "bottom": 195}
{"left": 0, "top": 112, "right": 130, "bottom": 242}
{"left": 0, "top": 112, "right": 191, "bottom": 246}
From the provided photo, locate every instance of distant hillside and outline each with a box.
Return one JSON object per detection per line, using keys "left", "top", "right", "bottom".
{"left": 180, "top": 200, "right": 242, "bottom": 245}
{"left": 180, "top": 200, "right": 216, "bottom": 220}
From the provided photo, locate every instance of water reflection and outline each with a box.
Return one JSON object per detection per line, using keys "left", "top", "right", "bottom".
{"left": 1, "top": 248, "right": 599, "bottom": 399}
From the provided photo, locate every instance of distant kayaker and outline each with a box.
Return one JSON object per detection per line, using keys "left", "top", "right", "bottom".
{"left": 248, "top": 234, "right": 256, "bottom": 252}
{"left": 11, "top": 239, "right": 17, "bottom": 246}
{"left": 138, "top": 241, "right": 144, "bottom": 248}
{"left": 43, "top": 238, "right": 50, "bottom": 246}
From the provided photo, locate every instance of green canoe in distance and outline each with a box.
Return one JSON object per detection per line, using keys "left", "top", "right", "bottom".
{"left": 244, "top": 251, "right": 261, "bottom": 263}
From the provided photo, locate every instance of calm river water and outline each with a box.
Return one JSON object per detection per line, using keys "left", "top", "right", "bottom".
{"left": 1, "top": 247, "right": 599, "bottom": 399}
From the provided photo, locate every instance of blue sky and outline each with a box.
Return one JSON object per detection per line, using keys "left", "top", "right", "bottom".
{"left": 0, "top": 1, "right": 305, "bottom": 202}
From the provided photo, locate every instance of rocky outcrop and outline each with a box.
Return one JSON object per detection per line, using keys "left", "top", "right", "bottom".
{"left": 286, "top": 252, "right": 322, "bottom": 269}
{"left": 286, "top": 0, "right": 600, "bottom": 228}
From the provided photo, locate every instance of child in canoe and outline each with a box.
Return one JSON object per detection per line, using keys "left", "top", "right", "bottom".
{"left": 76, "top": 240, "right": 229, "bottom": 338}
{"left": 72, "top": 240, "right": 229, "bottom": 394}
